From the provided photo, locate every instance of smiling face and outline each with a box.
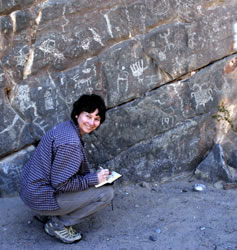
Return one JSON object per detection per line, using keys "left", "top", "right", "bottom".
{"left": 76, "top": 109, "right": 101, "bottom": 136}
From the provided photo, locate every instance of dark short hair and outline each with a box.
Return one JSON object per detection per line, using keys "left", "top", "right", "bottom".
{"left": 71, "top": 94, "right": 106, "bottom": 125}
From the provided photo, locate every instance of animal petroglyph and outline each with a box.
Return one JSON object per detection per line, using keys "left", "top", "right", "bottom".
{"left": 191, "top": 83, "right": 214, "bottom": 109}
{"left": 130, "top": 59, "right": 148, "bottom": 84}
{"left": 39, "top": 39, "right": 64, "bottom": 62}
{"left": 72, "top": 74, "right": 92, "bottom": 88}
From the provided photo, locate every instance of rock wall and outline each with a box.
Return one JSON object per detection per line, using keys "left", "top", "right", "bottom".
{"left": 0, "top": 0, "right": 237, "bottom": 196}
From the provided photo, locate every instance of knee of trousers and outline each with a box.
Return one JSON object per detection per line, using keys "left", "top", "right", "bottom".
{"left": 99, "top": 186, "right": 114, "bottom": 203}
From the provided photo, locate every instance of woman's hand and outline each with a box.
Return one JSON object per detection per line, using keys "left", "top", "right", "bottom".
{"left": 97, "top": 169, "right": 110, "bottom": 184}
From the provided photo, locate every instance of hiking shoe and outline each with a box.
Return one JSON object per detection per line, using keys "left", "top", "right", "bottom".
{"left": 44, "top": 220, "right": 82, "bottom": 244}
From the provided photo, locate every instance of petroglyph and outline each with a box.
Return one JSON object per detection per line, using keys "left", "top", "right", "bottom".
{"left": 70, "top": 62, "right": 99, "bottom": 94}
{"left": 89, "top": 27, "right": 104, "bottom": 46}
{"left": 213, "top": 18, "right": 223, "bottom": 34}
{"left": 160, "top": 30, "right": 175, "bottom": 50}
{"left": 39, "top": 39, "right": 64, "bottom": 62}
{"left": 188, "top": 32, "right": 198, "bottom": 49}
{"left": 104, "top": 13, "right": 113, "bottom": 38}
{"left": 44, "top": 89, "right": 54, "bottom": 110}
{"left": 72, "top": 74, "right": 92, "bottom": 88}
{"left": 154, "top": 92, "right": 167, "bottom": 105}
{"left": 147, "top": 0, "right": 170, "bottom": 16}
{"left": 16, "top": 85, "right": 31, "bottom": 111}
{"left": 233, "top": 23, "right": 237, "bottom": 50}
{"left": 15, "top": 46, "right": 29, "bottom": 67}
{"left": 0, "top": 116, "right": 19, "bottom": 135}
{"left": 33, "top": 117, "right": 49, "bottom": 134}
{"left": 191, "top": 83, "right": 213, "bottom": 109}
{"left": 152, "top": 101, "right": 176, "bottom": 128}
{"left": 130, "top": 59, "right": 148, "bottom": 83}
{"left": 145, "top": 75, "right": 160, "bottom": 86}
{"left": 158, "top": 51, "right": 166, "bottom": 61}
{"left": 62, "top": 6, "right": 69, "bottom": 33}
{"left": 136, "top": 4, "right": 146, "bottom": 33}
{"left": 82, "top": 68, "right": 91, "bottom": 74}
{"left": 161, "top": 111, "right": 175, "bottom": 128}
{"left": 176, "top": 0, "right": 196, "bottom": 12}
{"left": 117, "top": 66, "right": 129, "bottom": 92}
{"left": 81, "top": 37, "right": 92, "bottom": 50}
{"left": 59, "top": 74, "right": 73, "bottom": 104}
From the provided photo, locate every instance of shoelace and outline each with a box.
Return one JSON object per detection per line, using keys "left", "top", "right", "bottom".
{"left": 56, "top": 227, "right": 78, "bottom": 239}
{"left": 68, "top": 226, "right": 77, "bottom": 236}
{"left": 68, "top": 226, "right": 81, "bottom": 238}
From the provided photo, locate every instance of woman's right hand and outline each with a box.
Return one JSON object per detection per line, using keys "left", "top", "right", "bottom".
{"left": 97, "top": 169, "right": 110, "bottom": 184}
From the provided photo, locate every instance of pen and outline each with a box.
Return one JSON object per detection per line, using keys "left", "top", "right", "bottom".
{"left": 99, "top": 166, "right": 111, "bottom": 175}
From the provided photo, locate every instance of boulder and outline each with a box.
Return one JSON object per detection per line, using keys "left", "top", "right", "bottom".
{"left": 0, "top": 146, "right": 35, "bottom": 197}
{"left": 195, "top": 144, "right": 232, "bottom": 183}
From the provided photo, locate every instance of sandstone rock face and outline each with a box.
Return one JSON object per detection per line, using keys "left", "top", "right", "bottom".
{"left": 0, "top": 0, "right": 237, "bottom": 195}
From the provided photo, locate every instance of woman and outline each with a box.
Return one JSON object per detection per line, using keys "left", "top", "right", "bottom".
{"left": 20, "top": 94, "right": 114, "bottom": 244}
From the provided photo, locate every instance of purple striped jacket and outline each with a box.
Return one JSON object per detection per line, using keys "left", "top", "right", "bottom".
{"left": 20, "top": 120, "right": 98, "bottom": 211}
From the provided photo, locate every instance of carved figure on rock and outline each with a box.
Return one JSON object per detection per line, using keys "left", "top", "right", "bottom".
{"left": 117, "top": 66, "right": 129, "bottom": 92}
{"left": 39, "top": 39, "right": 64, "bottom": 63}
{"left": 147, "top": 0, "right": 170, "bottom": 16}
{"left": 15, "top": 46, "right": 29, "bottom": 67}
{"left": 191, "top": 83, "right": 213, "bottom": 109}
{"left": 130, "top": 59, "right": 148, "bottom": 84}
{"left": 20, "top": 94, "right": 114, "bottom": 244}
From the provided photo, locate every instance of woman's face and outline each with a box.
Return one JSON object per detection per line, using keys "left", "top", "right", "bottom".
{"left": 76, "top": 109, "right": 101, "bottom": 136}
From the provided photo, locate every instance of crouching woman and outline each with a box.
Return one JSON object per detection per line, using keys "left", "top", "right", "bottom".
{"left": 20, "top": 94, "right": 114, "bottom": 244}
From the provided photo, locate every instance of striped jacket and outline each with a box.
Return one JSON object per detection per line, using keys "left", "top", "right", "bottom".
{"left": 20, "top": 120, "right": 98, "bottom": 211}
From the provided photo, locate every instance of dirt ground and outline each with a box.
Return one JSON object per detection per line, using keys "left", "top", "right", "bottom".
{"left": 1, "top": 174, "right": 237, "bottom": 250}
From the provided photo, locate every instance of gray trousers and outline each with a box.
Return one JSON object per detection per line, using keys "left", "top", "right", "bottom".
{"left": 36, "top": 186, "right": 114, "bottom": 227}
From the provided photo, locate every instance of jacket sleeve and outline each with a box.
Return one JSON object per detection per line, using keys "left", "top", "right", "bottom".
{"left": 50, "top": 144, "right": 98, "bottom": 192}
